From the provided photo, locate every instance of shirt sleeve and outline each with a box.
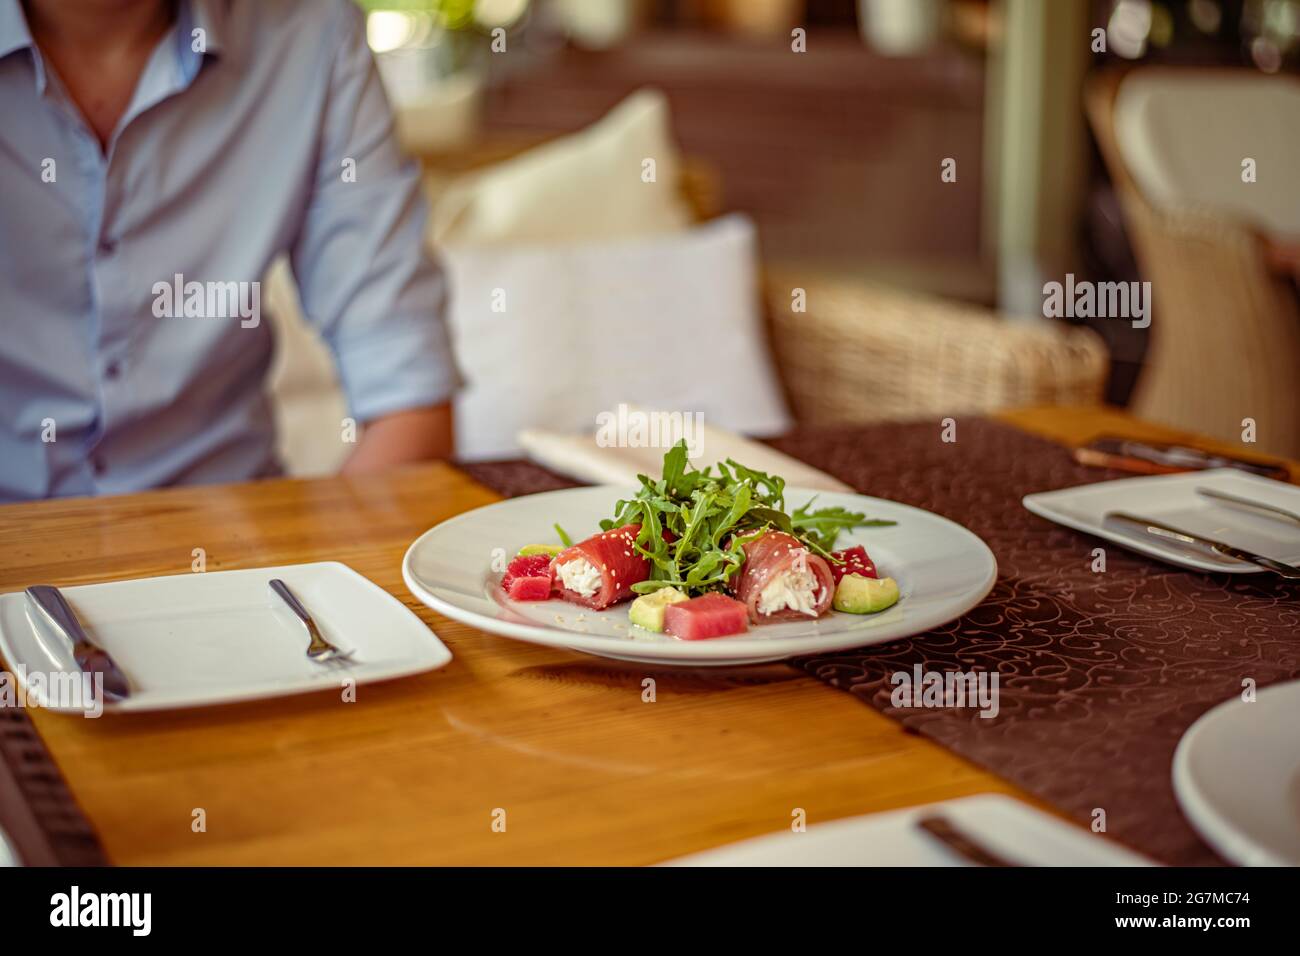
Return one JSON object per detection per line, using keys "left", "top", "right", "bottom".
{"left": 289, "top": 0, "right": 462, "bottom": 423}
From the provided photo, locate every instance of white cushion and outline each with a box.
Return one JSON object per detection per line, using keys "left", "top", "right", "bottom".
{"left": 1115, "top": 72, "right": 1300, "bottom": 237}
{"left": 430, "top": 89, "right": 693, "bottom": 246}
{"left": 442, "top": 214, "right": 792, "bottom": 460}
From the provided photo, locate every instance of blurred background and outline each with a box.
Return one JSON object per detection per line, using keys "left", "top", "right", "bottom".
{"left": 270, "top": 0, "right": 1300, "bottom": 470}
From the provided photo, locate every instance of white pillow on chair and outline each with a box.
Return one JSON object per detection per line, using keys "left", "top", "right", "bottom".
{"left": 430, "top": 89, "right": 693, "bottom": 247}
{"left": 441, "top": 214, "right": 791, "bottom": 460}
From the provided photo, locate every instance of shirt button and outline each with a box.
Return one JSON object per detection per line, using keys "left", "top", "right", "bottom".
{"left": 105, "top": 361, "right": 122, "bottom": 380}
{"left": 97, "top": 237, "right": 117, "bottom": 256}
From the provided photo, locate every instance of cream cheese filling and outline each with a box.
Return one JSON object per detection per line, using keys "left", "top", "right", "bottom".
{"left": 756, "top": 567, "right": 820, "bottom": 617}
{"left": 557, "top": 557, "right": 602, "bottom": 598}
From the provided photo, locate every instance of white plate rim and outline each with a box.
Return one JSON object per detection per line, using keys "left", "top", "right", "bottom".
{"left": 1172, "top": 680, "right": 1300, "bottom": 867}
{"left": 0, "top": 826, "right": 18, "bottom": 867}
{"left": 402, "top": 485, "right": 998, "bottom": 664}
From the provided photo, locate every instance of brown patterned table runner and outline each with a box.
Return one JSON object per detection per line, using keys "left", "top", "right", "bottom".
{"left": 0, "top": 706, "right": 107, "bottom": 865}
{"left": 465, "top": 419, "right": 1300, "bottom": 865}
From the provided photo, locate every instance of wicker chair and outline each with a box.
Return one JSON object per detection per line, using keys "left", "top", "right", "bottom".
{"left": 762, "top": 267, "right": 1108, "bottom": 426}
{"left": 1086, "top": 68, "right": 1300, "bottom": 458}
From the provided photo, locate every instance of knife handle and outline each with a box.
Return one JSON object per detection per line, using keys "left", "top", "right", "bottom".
{"left": 25, "top": 584, "right": 90, "bottom": 648}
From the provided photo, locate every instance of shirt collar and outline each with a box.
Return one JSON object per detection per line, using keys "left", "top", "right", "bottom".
{"left": 0, "top": 1, "right": 225, "bottom": 94}
{"left": 0, "top": 1, "right": 226, "bottom": 65}
{"left": 0, "top": 0, "right": 33, "bottom": 62}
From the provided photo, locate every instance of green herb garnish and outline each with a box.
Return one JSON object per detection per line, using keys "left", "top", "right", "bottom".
{"left": 596, "top": 441, "right": 895, "bottom": 597}
{"left": 553, "top": 523, "right": 573, "bottom": 548}
{"left": 791, "top": 497, "right": 896, "bottom": 552}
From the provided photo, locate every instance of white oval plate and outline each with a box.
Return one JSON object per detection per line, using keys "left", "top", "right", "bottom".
{"left": 402, "top": 486, "right": 997, "bottom": 666}
{"left": 1173, "top": 680, "right": 1300, "bottom": 866}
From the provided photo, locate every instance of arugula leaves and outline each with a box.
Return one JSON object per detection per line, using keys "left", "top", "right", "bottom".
{"left": 791, "top": 498, "right": 896, "bottom": 552}
{"left": 594, "top": 441, "right": 895, "bottom": 596}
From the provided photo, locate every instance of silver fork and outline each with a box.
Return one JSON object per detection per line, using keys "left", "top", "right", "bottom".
{"left": 269, "top": 579, "right": 356, "bottom": 668}
{"left": 1196, "top": 486, "right": 1300, "bottom": 526}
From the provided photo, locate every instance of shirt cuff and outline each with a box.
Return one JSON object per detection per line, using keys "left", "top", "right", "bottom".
{"left": 332, "top": 317, "right": 464, "bottom": 423}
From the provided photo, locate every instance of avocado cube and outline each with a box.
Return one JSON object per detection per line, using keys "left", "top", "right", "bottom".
{"left": 629, "top": 587, "right": 689, "bottom": 632}
{"left": 833, "top": 575, "right": 900, "bottom": 614}
{"left": 517, "top": 543, "right": 563, "bottom": 557}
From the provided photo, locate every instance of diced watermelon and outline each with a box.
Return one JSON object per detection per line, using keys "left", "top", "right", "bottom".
{"left": 663, "top": 593, "right": 749, "bottom": 640}
{"left": 829, "top": 545, "right": 877, "bottom": 583}
{"left": 502, "top": 554, "right": 553, "bottom": 601}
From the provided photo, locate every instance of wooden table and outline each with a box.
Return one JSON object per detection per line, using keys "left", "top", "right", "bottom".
{"left": 0, "top": 406, "right": 1290, "bottom": 865}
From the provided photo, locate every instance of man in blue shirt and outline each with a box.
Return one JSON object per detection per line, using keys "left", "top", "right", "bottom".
{"left": 0, "top": 0, "right": 463, "bottom": 502}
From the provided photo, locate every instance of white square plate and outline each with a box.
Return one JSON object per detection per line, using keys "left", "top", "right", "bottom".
{"left": 1022, "top": 468, "right": 1300, "bottom": 573}
{"left": 664, "top": 794, "right": 1153, "bottom": 866}
{"left": 0, "top": 562, "right": 451, "bottom": 713}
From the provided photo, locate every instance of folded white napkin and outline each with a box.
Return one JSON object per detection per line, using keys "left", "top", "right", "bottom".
{"left": 517, "top": 408, "right": 853, "bottom": 493}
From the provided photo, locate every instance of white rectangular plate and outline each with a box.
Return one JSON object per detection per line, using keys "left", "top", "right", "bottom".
{"left": 664, "top": 794, "right": 1153, "bottom": 866}
{"left": 0, "top": 562, "right": 450, "bottom": 713}
{"left": 1023, "top": 468, "right": 1300, "bottom": 573}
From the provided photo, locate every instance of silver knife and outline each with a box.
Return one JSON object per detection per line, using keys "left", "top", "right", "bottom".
{"left": 1105, "top": 512, "right": 1300, "bottom": 579}
{"left": 24, "top": 585, "right": 131, "bottom": 702}
{"left": 1196, "top": 487, "right": 1300, "bottom": 527}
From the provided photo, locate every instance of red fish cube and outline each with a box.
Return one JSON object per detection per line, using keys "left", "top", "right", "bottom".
{"left": 663, "top": 593, "right": 749, "bottom": 640}
{"left": 829, "top": 545, "right": 877, "bottom": 583}
{"left": 505, "top": 575, "right": 552, "bottom": 601}
{"left": 502, "top": 554, "right": 553, "bottom": 601}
